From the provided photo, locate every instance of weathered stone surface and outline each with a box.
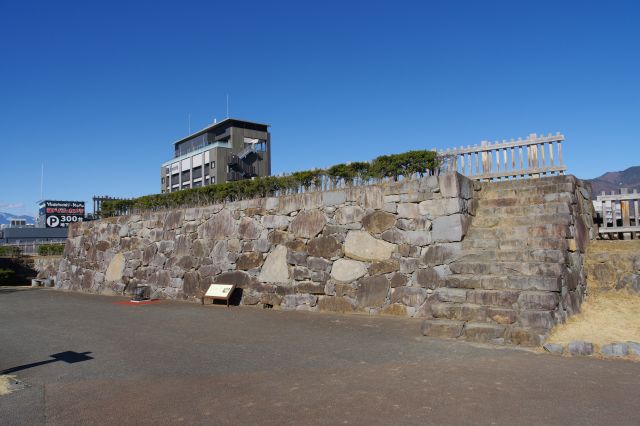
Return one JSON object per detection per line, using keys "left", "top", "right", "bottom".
{"left": 402, "top": 231, "right": 432, "bottom": 246}
{"left": 142, "top": 244, "right": 157, "bottom": 266}
{"left": 331, "top": 259, "right": 367, "bottom": 282}
{"left": 543, "top": 343, "right": 564, "bottom": 354}
{"left": 344, "top": 231, "right": 396, "bottom": 261}
{"left": 368, "top": 259, "right": 399, "bottom": 276}
{"left": 286, "top": 250, "right": 308, "bottom": 266}
{"left": 292, "top": 266, "right": 310, "bottom": 280}
{"left": 390, "top": 272, "right": 408, "bottom": 288}
{"left": 183, "top": 271, "right": 200, "bottom": 296}
{"left": 288, "top": 209, "right": 326, "bottom": 239}
{"left": 421, "top": 319, "right": 464, "bottom": 338}
{"left": 517, "top": 291, "right": 559, "bottom": 310}
{"left": 236, "top": 252, "right": 263, "bottom": 270}
{"left": 105, "top": 253, "right": 125, "bottom": 282}
{"left": 431, "top": 214, "right": 469, "bottom": 243}
{"left": 415, "top": 267, "right": 442, "bottom": 289}
{"left": 362, "top": 211, "right": 396, "bottom": 234}
{"left": 356, "top": 275, "right": 390, "bottom": 308}
{"left": 434, "top": 287, "right": 467, "bottom": 303}
{"left": 238, "top": 217, "right": 261, "bottom": 240}
{"left": 294, "top": 281, "right": 325, "bottom": 294}
{"left": 380, "top": 304, "right": 407, "bottom": 316}
{"left": 422, "top": 243, "right": 463, "bottom": 266}
{"left": 268, "top": 230, "right": 292, "bottom": 244}
{"left": 463, "top": 323, "right": 505, "bottom": 342}
{"left": 317, "top": 296, "right": 355, "bottom": 313}
{"left": 202, "top": 208, "right": 236, "bottom": 240}
{"left": 397, "top": 203, "right": 419, "bottom": 219}
{"left": 322, "top": 190, "right": 346, "bottom": 207}
{"left": 307, "top": 256, "right": 332, "bottom": 272}
{"left": 487, "top": 307, "right": 517, "bottom": 324}
{"left": 568, "top": 340, "right": 594, "bottom": 356}
{"left": 391, "top": 287, "right": 427, "bottom": 307}
{"left": 311, "top": 270, "right": 330, "bottom": 283}
{"left": 600, "top": 343, "right": 629, "bottom": 357}
{"left": 334, "top": 205, "right": 365, "bottom": 225}
{"left": 258, "top": 246, "right": 290, "bottom": 283}
{"left": 281, "top": 294, "right": 318, "bottom": 310}
{"left": 262, "top": 215, "right": 290, "bottom": 230}
{"left": 307, "top": 236, "right": 343, "bottom": 258}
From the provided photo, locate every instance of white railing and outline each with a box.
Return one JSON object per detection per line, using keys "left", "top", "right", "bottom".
{"left": 596, "top": 189, "right": 640, "bottom": 238}
{"left": 437, "top": 132, "right": 566, "bottom": 181}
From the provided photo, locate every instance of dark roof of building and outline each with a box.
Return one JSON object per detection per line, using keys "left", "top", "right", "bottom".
{"left": 172, "top": 118, "right": 270, "bottom": 146}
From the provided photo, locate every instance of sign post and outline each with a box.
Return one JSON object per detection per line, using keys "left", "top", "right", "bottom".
{"left": 201, "top": 283, "right": 236, "bottom": 307}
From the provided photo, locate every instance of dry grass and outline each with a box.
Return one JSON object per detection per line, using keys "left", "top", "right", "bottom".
{"left": 548, "top": 291, "right": 640, "bottom": 346}
{"left": 0, "top": 375, "right": 17, "bottom": 396}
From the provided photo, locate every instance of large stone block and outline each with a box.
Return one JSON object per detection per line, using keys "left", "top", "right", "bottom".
{"left": 431, "top": 214, "right": 469, "bottom": 243}
{"left": 517, "top": 291, "right": 560, "bottom": 310}
{"left": 356, "top": 275, "right": 390, "bottom": 308}
{"left": 369, "top": 259, "right": 399, "bottom": 276}
{"left": 238, "top": 217, "right": 261, "bottom": 240}
{"left": 344, "top": 231, "right": 396, "bottom": 261}
{"left": 420, "top": 319, "right": 464, "bottom": 338}
{"left": 317, "top": 296, "right": 356, "bottom": 313}
{"left": 202, "top": 208, "right": 237, "bottom": 240}
{"left": 289, "top": 209, "right": 327, "bottom": 239}
{"left": 334, "top": 205, "right": 365, "bottom": 225}
{"left": 397, "top": 203, "right": 420, "bottom": 219}
{"left": 322, "top": 190, "right": 346, "bottom": 207}
{"left": 258, "top": 245, "right": 290, "bottom": 284}
{"left": 421, "top": 243, "right": 463, "bottom": 267}
{"left": 307, "top": 235, "right": 343, "bottom": 258}
{"left": 105, "top": 253, "right": 125, "bottom": 282}
{"left": 262, "top": 215, "right": 290, "bottom": 230}
{"left": 463, "top": 323, "right": 505, "bottom": 342}
{"left": 362, "top": 211, "right": 396, "bottom": 234}
{"left": 236, "top": 252, "right": 263, "bottom": 270}
{"left": 391, "top": 287, "right": 427, "bottom": 307}
{"left": 331, "top": 258, "right": 367, "bottom": 282}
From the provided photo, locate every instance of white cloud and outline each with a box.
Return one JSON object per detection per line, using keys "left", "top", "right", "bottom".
{"left": 0, "top": 202, "right": 25, "bottom": 210}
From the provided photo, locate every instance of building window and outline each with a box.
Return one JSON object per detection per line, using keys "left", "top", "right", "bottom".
{"left": 211, "top": 176, "right": 216, "bottom": 183}
{"left": 211, "top": 161, "right": 215, "bottom": 169}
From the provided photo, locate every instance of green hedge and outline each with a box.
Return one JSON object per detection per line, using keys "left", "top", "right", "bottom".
{"left": 102, "top": 149, "right": 438, "bottom": 216}
{"left": 0, "top": 246, "right": 21, "bottom": 258}
{"left": 37, "top": 244, "right": 65, "bottom": 256}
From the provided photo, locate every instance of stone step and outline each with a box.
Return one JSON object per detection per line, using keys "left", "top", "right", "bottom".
{"left": 421, "top": 319, "right": 548, "bottom": 346}
{"left": 449, "top": 261, "right": 565, "bottom": 276}
{"left": 479, "top": 175, "right": 575, "bottom": 191}
{"left": 433, "top": 287, "right": 560, "bottom": 310}
{"left": 470, "top": 214, "right": 572, "bottom": 229}
{"left": 444, "top": 273, "right": 562, "bottom": 291}
{"left": 465, "top": 224, "right": 571, "bottom": 240}
{"left": 478, "top": 192, "right": 575, "bottom": 208}
{"left": 456, "top": 248, "right": 567, "bottom": 263}
{"left": 478, "top": 183, "right": 575, "bottom": 199}
{"left": 475, "top": 202, "right": 572, "bottom": 217}
{"left": 462, "top": 237, "right": 569, "bottom": 251}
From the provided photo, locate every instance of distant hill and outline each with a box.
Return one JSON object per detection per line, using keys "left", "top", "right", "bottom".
{"left": 0, "top": 212, "right": 36, "bottom": 225}
{"left": 588, "top": 166, "right": 640, "bottom": 198}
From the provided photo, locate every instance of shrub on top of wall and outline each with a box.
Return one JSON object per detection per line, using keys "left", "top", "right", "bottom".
{"left": 37, "top": 244, "right": 65, "bottom": 256}
{"left": 101, "top": 149, "right": 438, "bottom": 216}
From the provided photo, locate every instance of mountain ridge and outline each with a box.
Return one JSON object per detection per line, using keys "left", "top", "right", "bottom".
{"left": 587, "top": 166, "right": 640, "bottom": 198}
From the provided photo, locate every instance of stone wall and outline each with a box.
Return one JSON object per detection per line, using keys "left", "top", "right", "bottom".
{"left": 34, "top": 256, "right": 62, "bottom": 280}
{"left": 56, "top": 174, "right": 477, "bottom": 316}
{"left": 585, "top": 240, "right": 640, "bottom": 293}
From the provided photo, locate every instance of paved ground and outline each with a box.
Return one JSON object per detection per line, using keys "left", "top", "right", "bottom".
{"left": 2, "top": 287, "right": 640, "bottom": 425}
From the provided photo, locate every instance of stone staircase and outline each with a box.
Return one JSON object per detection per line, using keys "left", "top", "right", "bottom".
{"left": 421, "top": 175, "right": 591, "bottom": 346}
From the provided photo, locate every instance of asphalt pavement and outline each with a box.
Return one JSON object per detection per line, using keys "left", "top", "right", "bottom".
{"left": 2, "top": 287, "right": 640, "bottom": 425}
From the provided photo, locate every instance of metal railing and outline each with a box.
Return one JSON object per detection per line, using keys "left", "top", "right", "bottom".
{"left": 437, "top": 132, "right": 566, "bottom": 181}
{"left": 596, "top": 189, "right": 640, "bottom": 238}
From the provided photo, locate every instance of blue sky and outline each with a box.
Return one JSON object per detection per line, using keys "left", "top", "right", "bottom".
{"left": 1, "top": 0, "right": 639, "bottom": 217}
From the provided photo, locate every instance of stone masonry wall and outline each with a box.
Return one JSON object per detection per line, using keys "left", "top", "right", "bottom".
{"left": 56, "top": 174, "right": 476, "bottom": 316}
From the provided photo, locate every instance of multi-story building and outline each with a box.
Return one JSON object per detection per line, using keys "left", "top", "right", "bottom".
{"left": 160, "top": 118, "right": 271, "bottom": 193}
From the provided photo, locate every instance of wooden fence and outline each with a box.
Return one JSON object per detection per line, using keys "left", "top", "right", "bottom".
{"left": 596, "top": 189, "right": 640, "bottom": 238}
{"left": 437, "top": 132, "right": 566, "bottom": 181}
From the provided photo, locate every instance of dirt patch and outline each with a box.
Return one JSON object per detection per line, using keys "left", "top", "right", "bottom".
{"left": 548, "top": 291, "right": 640, "bottom": 346}
{"left": 0, "top": 375, "right": 18, "bottom": 396}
